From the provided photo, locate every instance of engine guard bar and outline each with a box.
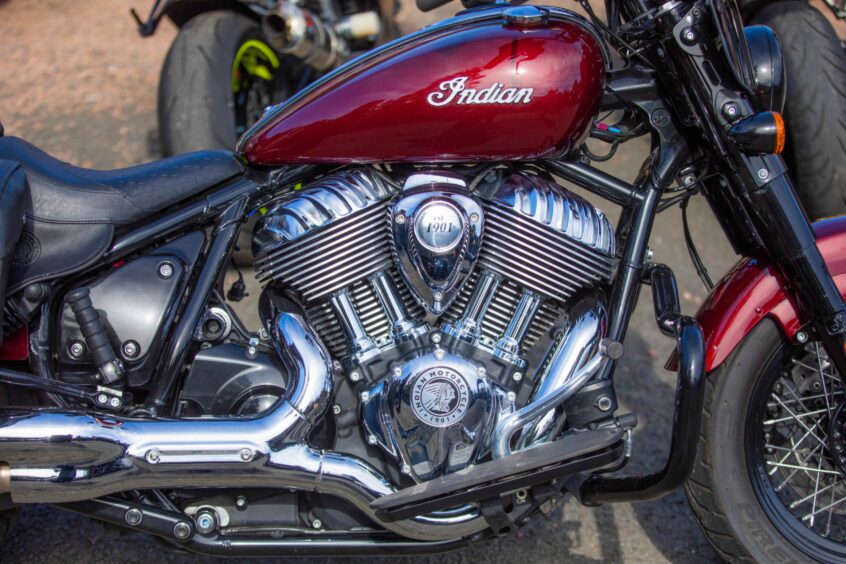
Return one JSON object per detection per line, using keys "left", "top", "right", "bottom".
{"left": 579, "top": 263, "right": 705, "bottom": 504}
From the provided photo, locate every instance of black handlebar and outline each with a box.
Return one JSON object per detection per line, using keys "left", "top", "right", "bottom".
{"left": 417, "top": 0, "right": 453, "bottom": 12}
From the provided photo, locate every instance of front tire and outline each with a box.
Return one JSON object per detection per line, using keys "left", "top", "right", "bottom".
{"left": 157, "top": 11, "right": 294, "bottom": 156}
{"left": 686, "top": 319, "right": 846, "bottom": 562}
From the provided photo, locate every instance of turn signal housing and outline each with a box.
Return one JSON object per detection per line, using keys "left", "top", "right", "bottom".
{"left": 727, "top": 111, "right": 786, "bottom": 154}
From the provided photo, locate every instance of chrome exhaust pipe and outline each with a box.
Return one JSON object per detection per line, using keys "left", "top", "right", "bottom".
{"left": 261, "top": 3, "right": 343, "bottom": 72}
{"left": 492, "top": 293, "right": 608, "bottom": 458}
{"left": 0, "top": 313, "right": 483, "bottom": 541}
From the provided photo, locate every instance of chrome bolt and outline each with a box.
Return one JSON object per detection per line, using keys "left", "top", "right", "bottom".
{"left": 431, "top": 333, "right": 442, "bottom": 344}
{"left": 477, "top": 366, "right": 487, "bottom": 375}
{"left": 158, "top": 262, "right": 174, "bottom": 279}
{"left": 69, "top": 341, "right": 86, "bottom": 359}
{"left": 515, "top": 489, "right": 528, "bottom": 503}
{"left": 507, "top": 391, "right": 517, "bottom": 402}
{"left": 109, "top": 397, "right": 121, "bottom": 409}
{"left": 401, "top": 464, "right": 412, "bottom": 475}
{"left": 433, "top": 291, "right": 444, "bottom": 301}
{"left": 312, "top": 518, "right": 323, "bottom": 529}
{"left": 682, "top": 174, "right": 696, "bottom": 187}
{"left": 332, "top": 404, "right": 342, "bottom": 415}
{"left": 235, "top": 496, "right": 247, "bottom": 509}
{"left": 392, "top": 366, "right": 403, "bottom": 376}
{"left": 349, "top": 371, "right": 362, "bottom": 382}
{"left": 146, "top": 449, "right": 160, "bottom": 464}
{"left": 470, "top": 212, "right": 480, "bottom": 223}
{"left": 796, "top": 331, "right": 809, "bottom": 343}
{"left": 360, "top": 391, "right": 370, "bottom": 402}
{"left": 757, "top": 168, "right": 769, "bottom": 180}
{"left": 97, "top": 393, "right": 109, "bottom": 405}
{"left": 512, "top": 372, "right": 523, "bottom": 382}
{"left": 124, "top": 508, "right": 143, "bottom": 526}
{"left": 173, "top": 521, "right": 192, "bottom": 540}
{"left": 195, "top": 511, "right": 217, "bottom": 534}
{"left": 596, "top": 396, "right": 614, "bottom": 412}
{"left": 434, "top": 348, "right": 445, "bottom": 360}
{"left": 645, "top": 246, "right": 654, "bottom": 261}
{"left": 333, "top": 360, "right": 343, "bottom": 371}
{"left": 239, "top": 448, "right": 253, "bottom": 461}
{"left": 258, "top": 328, "right": 269, "bottom": 341}
{"left": 122, "top": 340, "right": 139, "bottom": 359}
{"left": 396, "top": 213, "right": 407, "bottom": 224}
{"left": 368, "top": 434, "right": 379, "bottom": 445}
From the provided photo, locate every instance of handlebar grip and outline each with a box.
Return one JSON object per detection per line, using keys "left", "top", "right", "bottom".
{"left": 416, "top": 0, "right": 452, "bottom": 13}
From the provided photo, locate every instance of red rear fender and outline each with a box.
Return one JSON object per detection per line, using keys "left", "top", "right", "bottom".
{"left": 697, "top": 215, "right": 846, "bottom": 372}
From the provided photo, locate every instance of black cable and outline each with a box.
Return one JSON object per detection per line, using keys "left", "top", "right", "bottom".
{"left": 681, "top": 197, "right": 714, "bottom": 291}
{"left": 581, "top": 140, "right": 619, "bottom": 162}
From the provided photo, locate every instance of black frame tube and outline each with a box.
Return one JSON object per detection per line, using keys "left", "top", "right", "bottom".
{"left": 580, "top": 264, "right": 705, "bottom": 503}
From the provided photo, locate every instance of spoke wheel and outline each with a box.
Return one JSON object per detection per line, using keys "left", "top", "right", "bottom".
{"left": 747, "top": 341, "right": 846, "bottom": 557}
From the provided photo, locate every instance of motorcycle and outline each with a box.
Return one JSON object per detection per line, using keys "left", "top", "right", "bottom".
{"left": 133, "top": 0, "right": 399, "bottom": 156}
{"left": 0, "top": 0, "right": 845, "bottom": 560}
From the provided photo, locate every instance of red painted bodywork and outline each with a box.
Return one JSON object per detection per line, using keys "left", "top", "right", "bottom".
{"left": 240, "top": 13, "right": 606, "bottom": 164}
{"left": 0, "top": 328, "right": 28, "bottom": 361}
{"left": 697, "top": 215, "right": 846, "bottom": 372}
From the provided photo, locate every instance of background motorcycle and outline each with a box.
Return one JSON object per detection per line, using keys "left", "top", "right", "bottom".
{"left": 1, "top": 0, "right": 846, "bottom": 562}
{"left": 133, "top": 0, "right": 400, "bottom": 156}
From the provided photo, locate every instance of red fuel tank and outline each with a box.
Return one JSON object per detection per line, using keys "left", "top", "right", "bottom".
{"left": 238, "top": 6, "right": 607, "bottom": 165}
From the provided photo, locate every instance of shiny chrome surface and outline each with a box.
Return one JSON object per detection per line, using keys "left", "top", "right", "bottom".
{"left": 0, "top": 313, "right": 485, "bottom": 541}
{"left": 492, "top": 295, "right": 608, "bottom": 458}
{"left": 361, "top": 350, "right": 512, "bottom": 481}
{"left": 253, "top": 168, "right": 397, "bottom": 302}
{"left": 369, "top": 271, "right": 427, "bottom": 342}
{"left": 391, "top": 178, "right": 484, "bottom": 315}
{"left": 480, "top": 172, "right": 617, "bottom": 303}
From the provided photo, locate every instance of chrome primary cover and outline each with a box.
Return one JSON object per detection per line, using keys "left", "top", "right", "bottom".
{"left": 361, "top": 350, "right": 511, "bottom": 482}
{"left": 391, "top": 173, "right": 484, "bottom": 315}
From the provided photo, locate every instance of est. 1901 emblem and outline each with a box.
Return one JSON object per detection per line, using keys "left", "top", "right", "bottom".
{"left": 411, "top": 368, "right": 469, "bottom": 427}
{"left": 427, "top": 76, "right": 534, "bottom": 107}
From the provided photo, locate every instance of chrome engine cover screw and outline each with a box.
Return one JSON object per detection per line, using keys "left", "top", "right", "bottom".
{"left": 332, "top": 404, "right": 342, "bottom": 415}
{"left": 109, "top": 397, "right": 121, "bottom": 409}
{"left": 395, "top": 213, "right": 407, "bottom": 224}
{"left": 97, "top": 393, "right": 109, "bottom": 405}
{"left": 477, "top": 366, "right": 487, "bottom": 375}
{"left": 512, "top": 372, "right": 523, "bottom": 382}
{"left": 121, "top": 340, "right": 139, "bottom": 359}
{"left": 367, "top": 434, "right": 378, "bottom": 445}
{"left": 596, "top": 396, "right": 613, "bottom": 412}
{"left": 173, "top": 521, "right": 192, "bottom": 540}
{"left": 433, "top": 291, "right": 444, "bottom": 301}
{"left": 392, "top": 366, "right": 403, "bottom": 376}
{"left": 796, "top": 331, "right": 809, "bottom": 343}
{"left": 145, "top": 449, "right": 161, "bottom": 464}
{"left": 434, "top": 348, "right": 445, "bottom": 360}
{"left": 195, "top": 510, "right": 217, "bottom": 535}
{"left": 349, "top": 371, "right": 362, "bottom": 382}
{"left": 235, "top": 496, "right": 247, "bottom": 509}
{"left": 157, "top": 261, "right": 175, "bottom": 279}
{"left": 507, "top": 391, "right": 517, "bottom": 402}
{"left": 470, "top": 212, "right": 480, "bottom": 223}
{"left": 258, "top": 328, "right": 269, "bottom": 341}
{"left": 239, "top": 448, "right": 253, "bottom": 461}
{"left": 124, "top": 508, "right": 143, "bottom": 526}
{"left": 68, "top": 340, "right": 86, "bottom": 359}
{"left": 360, "top": 391, "right": 370, "bottom": 402}
{"left": 757, "top": 168, "right": 769, "bottom": 180}
{"left": 431, "top": 333, "right": 442, "bottom": 344}
{"left": 401, "top": 464, "right": 412, "bottom": 475}
{"left": 311, "top": 518, "right": 323, "bottom": 529}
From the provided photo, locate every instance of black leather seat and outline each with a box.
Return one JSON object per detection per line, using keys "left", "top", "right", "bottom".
{"left": 0, "top": 137, "right": 245, "bottom": 295}
{"left": 0, "top": 137, "right": 244, "bottom": 225}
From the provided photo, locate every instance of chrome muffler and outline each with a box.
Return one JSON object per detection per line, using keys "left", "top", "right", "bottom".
{"left": 0, "top": 313, "right": 483, "bottom": 541}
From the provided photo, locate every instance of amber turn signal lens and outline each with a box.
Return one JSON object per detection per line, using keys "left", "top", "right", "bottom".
{"left": 772, "top": 111, "right": 786, "bottom": 154}
{"left": 727, "top": 111, "right": 787, "bottom": 155}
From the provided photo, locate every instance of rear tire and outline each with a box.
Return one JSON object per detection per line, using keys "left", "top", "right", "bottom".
{"left": 750, "top": 1, "right": 846, "bottom": 220}
{"left": 157, "top": 11, "right": 293, "bottom": 156}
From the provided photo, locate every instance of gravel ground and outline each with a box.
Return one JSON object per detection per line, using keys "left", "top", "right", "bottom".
{"left": 0, "top": 1, "right": 750, "bottom": 562}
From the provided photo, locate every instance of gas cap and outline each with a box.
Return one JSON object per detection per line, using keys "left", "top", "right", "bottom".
{"left": 503, "top": 5, "right": 549, "bottom": 27}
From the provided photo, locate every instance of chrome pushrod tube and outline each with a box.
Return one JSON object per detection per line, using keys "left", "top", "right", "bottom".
{"left": 492, "top": 294, "right": 608, "bottom": 458}
{"left": 0, "top": 313, "right": 484, "bottom": 541}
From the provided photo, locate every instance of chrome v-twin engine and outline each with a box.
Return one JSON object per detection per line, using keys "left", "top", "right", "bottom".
{"left": 253, "top": 167, "right": 617, "bottom": 482}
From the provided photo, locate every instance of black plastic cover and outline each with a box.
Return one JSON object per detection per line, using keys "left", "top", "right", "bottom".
{"left": 0, "top": 160, "right": 26, "bottom": 343}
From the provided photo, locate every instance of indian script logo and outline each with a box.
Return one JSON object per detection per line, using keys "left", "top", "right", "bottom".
{"left": 427, "top": 76, "right": 534, "bottom": 107}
